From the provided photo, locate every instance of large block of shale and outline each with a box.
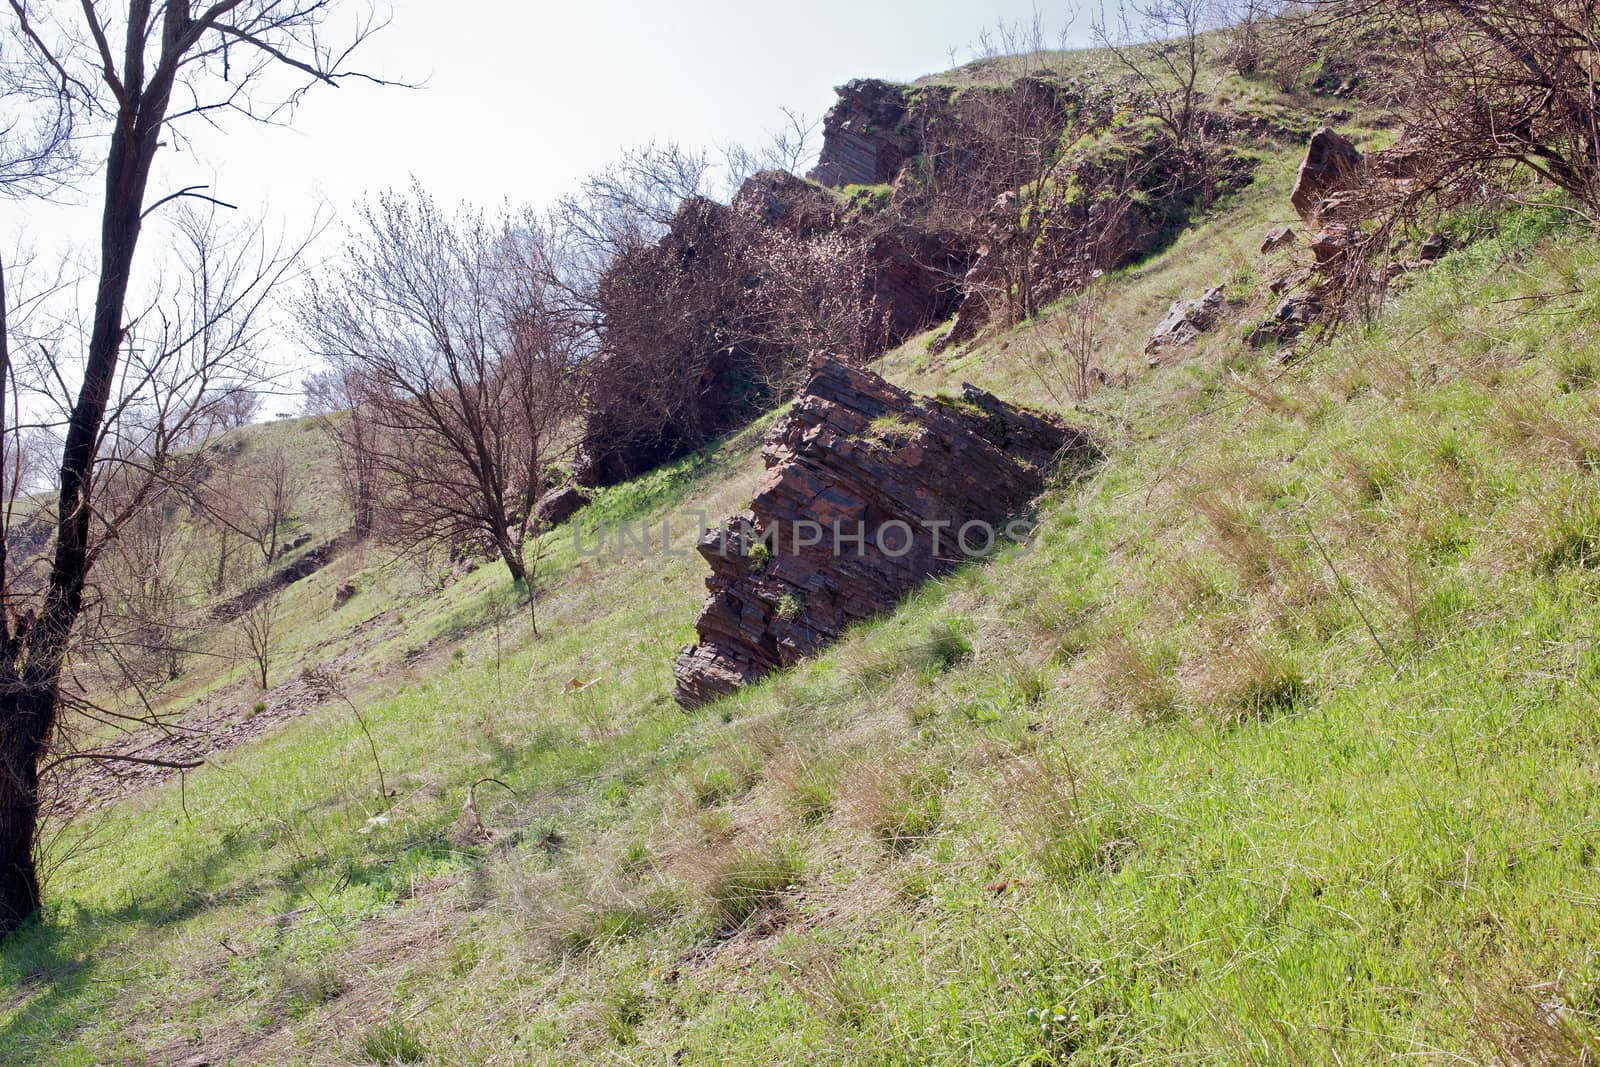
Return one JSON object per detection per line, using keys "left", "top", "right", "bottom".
{"left": 672, "top": 357, "right": 1098, "bottom": 707}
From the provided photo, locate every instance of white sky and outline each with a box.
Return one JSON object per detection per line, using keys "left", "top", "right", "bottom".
{"left": 6, "top": 1, "right": 1091, "bottom": 413}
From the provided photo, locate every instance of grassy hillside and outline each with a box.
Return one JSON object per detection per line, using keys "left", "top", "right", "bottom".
{"left": 4, "top": 88, "right": 1600, "bottom": 1067}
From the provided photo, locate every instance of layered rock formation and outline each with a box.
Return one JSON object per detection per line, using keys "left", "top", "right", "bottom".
{"left": 811, "top": 79, "right": 919, "bottom": 188}
{"left": 673, "top": 357, "right": 1097, "bottom": 707}
{"left": 581, "top": 71, "right": 1265, "bottom": 491}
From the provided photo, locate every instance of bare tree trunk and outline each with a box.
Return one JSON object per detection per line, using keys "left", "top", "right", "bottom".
{"left": 0, "top": 678, "right": 54, "bottom": 931}
{"left": 0, "top": 41, "right": 169, "bottom": 935}
{"left": 496, "top": 532, "right": 528, "bottom": 587}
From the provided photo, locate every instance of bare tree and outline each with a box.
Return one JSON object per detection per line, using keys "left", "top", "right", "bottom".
{"left": 1093, "top": 0, "right": 1216, "bottom": 142}
{"left": 723, "top": 107, "right": 821, "bottom": 189}
{"left": 93, "top": 493, "right": 201, "bottom": 691}
{"left": 0, "top": 0, "right": 393, "bottom": 936}
{"left": 245, "top": 443, "right": 297, "bottom": 564}
{"left": 236, "top": 587, "right": 278, "bottom": 690}
{"left": 213, "top": 385, "right": 259, "bottom": 429}
{"left": 191, "top": 443, "right": 251, "bottom": 593}
{"left": 303, "top": 367, "right": 377, "bottom": 538}
{"left": 1329, "top": 0, "right": 1600, "bottom": 225}
{"left": 961, "top": 21, "right": 1091, "bottom": 325}
{"left": 300, "top": 184, "right": 584, "bottom": 623}
{"left": 927, "top": 18, "right": 1194, "bottom": 344}
{"left": 0, "top": 13, "right": 75, "bottom": 197}
{"left": 1217, "top": 0, "right": 1285, "bottom": 76}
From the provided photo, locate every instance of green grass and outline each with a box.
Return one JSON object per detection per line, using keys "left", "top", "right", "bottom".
{"left": 6, "top": 87, "right": 1600, "bottom": 1067}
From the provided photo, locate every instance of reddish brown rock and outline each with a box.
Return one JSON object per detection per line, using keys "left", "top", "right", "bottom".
{"left": 811, "top": 79, "right": 919, "bottom": 189}
{"left": 673, "top": 357, "right": 1097, "bottom": 707}
{"left": 1260, "top": 225, "right": 1296, "bottom": 254}
{"left": 535, "top": 484, "right": 587, "bottom": 526}
{"left": 1291, "top": 128, "right": 1366, "bottom": 223}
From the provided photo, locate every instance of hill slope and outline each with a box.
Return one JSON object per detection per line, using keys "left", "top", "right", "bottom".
{"left": 5, "top": 63, "right": 1600, "bottom": 1067}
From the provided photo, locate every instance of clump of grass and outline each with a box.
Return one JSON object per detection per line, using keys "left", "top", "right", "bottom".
{"left": 843, "top": 757, "right": 946, "bottom": 852}
{"left": 1094, "top": 633, "right": 1176, "bottom": 721}
{"left": 605, "top": 985, "right": 649, "bottom": 1045}
{"left": 1541, "top": 495, "right": 1600, "bottom": 574}
{"left": 867, "top": 412, "right": 920, "bottom": 443}
{"left": 1195, "top": 640, "right": 1308, "bottom": 722}
{"left": 1001, "top": 752, "right": 1136, "bottom": 883}
{"left": 778, "top": 935, "right": 880, "bottom": 1027}
{"left": 844, "top": 646, "right": 905, "bottom": 692}
{"left": 1498, "top": 393, "right": 1600, "bottom": 470}
{"left": 676, "top": 742, "right": 761, "bottom": 811}
{"left": 358, "top": 1020, "right": 427, "bottom": 1065}
{"left": 563, "top": 904, "right": 659, "bottom": 953}
{"left": 1556, "top": 350, "right": 1600, "bottom": 392}
{"left": 682, "top": 762, "right": 747, "bottom": 808}
{"left": 766, "top": 752, "right": 836, "bottom": 824}
{"left": 510, "top": 861, "right": 676, "bottom": 957}
{"left": 1186, "top": 485, "right": 1283, "bottom": 586}
{"left": 704, "top": 844, "right": 803, "bottom": 929}
{"left": 1155, "top": 558, "right": 1223, "bottom": 615}
{"left": 276, "top": 958, "right": 343, "bottom": 1018}
{"left": 908, "top": 619, "right": 973, "bottom": 674}
{"left": 620, "top": 840, "right": 653, "bottom": 876}
{"left": 1470, "top": 980, "right": 1600, "bottom": 1067}
{"left": 1333, "top": 446, "right": 1403, "bottom": 506}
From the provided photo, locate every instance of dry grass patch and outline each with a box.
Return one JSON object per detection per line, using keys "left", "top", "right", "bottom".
{"left": 840, "top": 753, "right": 946, "bottom": 853}
{"left": 1186, "top": 633, "right": 1307, "bottom": 723}
{"left": 1091, "top": 633, "right": 1177, "bottom": 722}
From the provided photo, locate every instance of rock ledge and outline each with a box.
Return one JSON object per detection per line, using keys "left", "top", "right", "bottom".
{"left": 673, "top": 357, "right": 1097, "bottom": 707}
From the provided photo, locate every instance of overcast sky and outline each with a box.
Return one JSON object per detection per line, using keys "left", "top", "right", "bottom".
{"left": 7, "top": 1, "right": 1092, "bottom": 410}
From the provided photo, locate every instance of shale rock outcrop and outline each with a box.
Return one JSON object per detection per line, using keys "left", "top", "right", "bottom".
{"left": 582, "top": 70, "right": 1265, "bottom": 492}
{"left": 673, "top": 357, "right": 1097, "bottom": 707}
{"left": 811, "top": 79, "right": 920, "bottom": 188}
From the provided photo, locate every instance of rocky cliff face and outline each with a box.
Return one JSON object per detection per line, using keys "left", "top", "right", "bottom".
{"left": 673, "top": 357, "right": 1097, "bottom": 707}
{"left": 810, "top": 79, "right": 919, "bottom": 188}
{"left": 580, "top": 71, "right": 1262, "bottom": 492}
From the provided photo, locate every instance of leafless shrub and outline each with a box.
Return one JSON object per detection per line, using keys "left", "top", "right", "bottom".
{"left": 1024, "top": 271, "right": 1108, "bottom": 405}
{"left": 1300, "top": 1, "right": 1600, "bottom": 320}
{"left": 93, "top": 494, "right": 203, "bottom": 693}
{"left": 747, "top": 227, "right": 889, "bottom": 384}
